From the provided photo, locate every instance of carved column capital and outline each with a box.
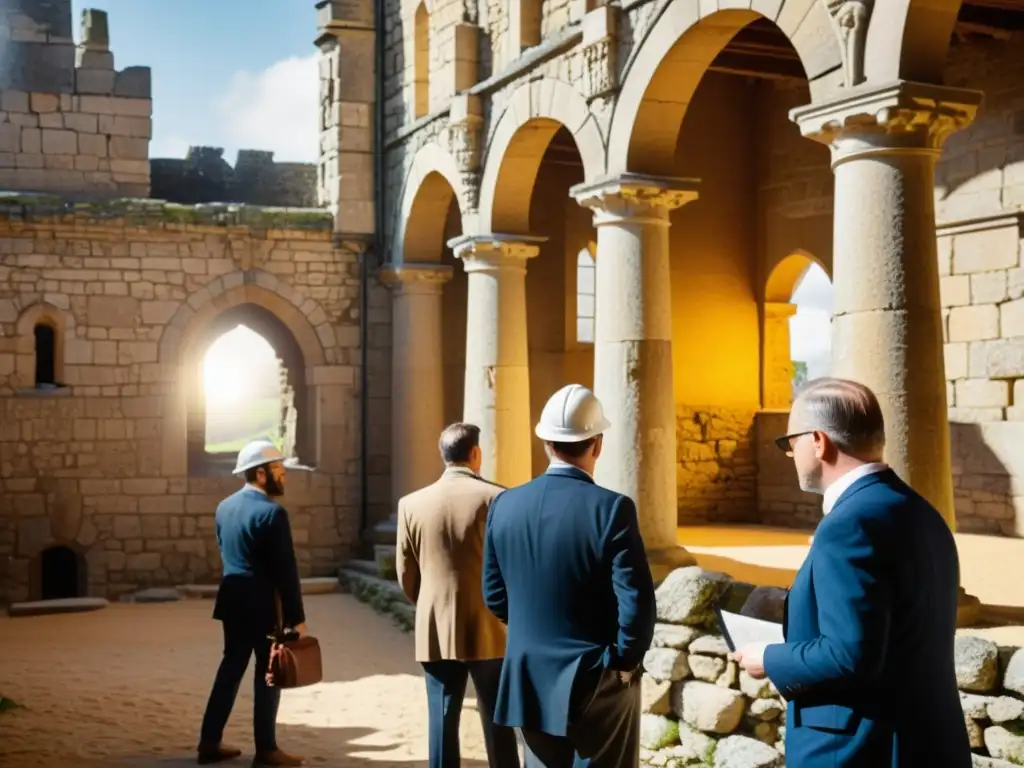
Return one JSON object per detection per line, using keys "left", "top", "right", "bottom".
{"left": 379, "top": 262, "right": 453, "bottom": 295}
{"left": 571, "top": 173, "right": 700, "bottom": 226}
{"left": 791, "top": 81, "right": 983, "bottom": 167}
{"left": 448, "top": 233, "right": 547, "bottom": 274}
{"left": 764, "top": 301, "right": 799, "bottom": 320}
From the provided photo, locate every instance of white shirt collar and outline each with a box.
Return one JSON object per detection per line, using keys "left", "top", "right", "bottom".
{"left": 548, "top": 458, "right": 594, "bottom": 480}
{"left": 245, "top": 482, "right": 268, "bottom": 496}
{"left": 822, "top": 462, "right": 888, "bottom": 515}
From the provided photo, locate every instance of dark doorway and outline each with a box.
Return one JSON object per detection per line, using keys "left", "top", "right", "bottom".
{"left": 39, "top": 545, "right": 81, "bottom": 600}
{"left": 34, "top": 323, "right": 56, "bottom": 386}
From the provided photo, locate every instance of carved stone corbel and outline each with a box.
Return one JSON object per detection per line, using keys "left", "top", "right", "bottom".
{"left": 579, "top": 5, "right": 618, "bottom": 101}
{"left": 447, "top": 93, "right": 483, "bottom": 174}
{"left": 824, "top": 0, "right": 873, "bottom": 89}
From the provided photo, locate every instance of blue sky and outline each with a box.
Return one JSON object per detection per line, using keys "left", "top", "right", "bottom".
{"left": 70, "top": 0, "right": 321, "bottom": 163}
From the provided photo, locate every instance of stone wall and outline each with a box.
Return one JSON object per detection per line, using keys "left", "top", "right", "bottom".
{"left": 0, "top": 4, "right": 152, "bottom": 199}
{"left": 677, "top": 406, "right": 758, "bottom": 525}
{"left": 641, "top": 566, "right": 1024, "bottom": 767}
{"left": 151, "top": 147, "right": 317, "bottom": 208}
{"left": 0, "top": 197, "right": 371, "bottom": 604}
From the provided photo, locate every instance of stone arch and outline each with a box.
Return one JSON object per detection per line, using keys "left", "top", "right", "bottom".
{"left": 762, "top": 251, "right": 833, "bottom": 409}
{"left": 15, "top": 301, "right": 74, "bottom": 389}
{"left": 477, "top": 78, "right": 605, "bottom": 233}
{"left": 159, "top": 271, "right": 330, "bottom": 476}
{"left": 765, "top": 250, "right": 830, "bottom": 303}
{"left": 607, "top": 4, "right": 844, "bottom": 176}
{"left": 393, "top": 142, "right": 466, "bottom": 264}
{"left": 31, "top": 542, "right": 88, "bottom": 601}
{"left": 864, "top": 0, "right": 964, "bottom": 85}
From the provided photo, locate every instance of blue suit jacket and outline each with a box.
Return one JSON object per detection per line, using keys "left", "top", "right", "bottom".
{"left": 763, "top": 469, "right": 970, "bottom": 767}
{"left": 211, "top": 486, "right": 306, "bottom": 634}
{"left": 481, "top": 465, "right": 656, "bottom": 736}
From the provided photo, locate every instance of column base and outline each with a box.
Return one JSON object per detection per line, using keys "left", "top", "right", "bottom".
{"left": 956, "top": 586, "right": 983, "bottom": 628}
{"left": 647, "top": 545, "right": 698, "bottom": 585}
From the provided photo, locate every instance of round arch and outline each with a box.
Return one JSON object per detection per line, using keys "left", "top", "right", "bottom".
{"left": 765, "top": 250, "right": 831, "bottom": 303}
{"left": 606, "top": 4, "right": 844, "bottom": 176}
{"left": 15, "top": 301, "right": 75, "bottom": 389}
{"left": 864, "top": 0, "right": 964, "bottom": 85}
{"left": 392, "top": 142, "right": 465, "bottom": 265}
{"left": 477, "top": 78, "right": 605, "bottom": 233}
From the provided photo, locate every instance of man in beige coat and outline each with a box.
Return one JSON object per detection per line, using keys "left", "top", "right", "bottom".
{"left": 396, "top": 422, "right": 520, "bottom": 768}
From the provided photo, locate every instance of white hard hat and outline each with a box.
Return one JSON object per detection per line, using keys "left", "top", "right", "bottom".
{"left": 535, "top": 384, "right": 611, "bottom": 443}
{"left": 233, "top": 439, "right": 285, "bottom": 475}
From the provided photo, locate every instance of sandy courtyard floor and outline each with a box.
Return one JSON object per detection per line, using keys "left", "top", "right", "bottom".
{"left": 0, "top": 594, "right": 491, "bottom": 767}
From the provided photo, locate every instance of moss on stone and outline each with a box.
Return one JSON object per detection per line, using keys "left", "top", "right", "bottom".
{"left": 0, "top": 193, "right": 333, "bottom": 232}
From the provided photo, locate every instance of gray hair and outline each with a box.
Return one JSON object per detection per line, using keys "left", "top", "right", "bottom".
{"left": 438, "top": 422, "right": 480, "bottom": 464}
{"left": 794, "top": 377, "right": 885, "bottom": 457}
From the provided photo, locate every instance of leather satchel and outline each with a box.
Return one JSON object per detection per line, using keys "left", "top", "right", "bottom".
{"left": 265, "top": 592, "right": 323, "bottom": 689}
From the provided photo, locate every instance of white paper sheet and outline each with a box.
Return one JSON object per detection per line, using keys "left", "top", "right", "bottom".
{"left": 716, "top": 607, "right": 785, "bottom": 651}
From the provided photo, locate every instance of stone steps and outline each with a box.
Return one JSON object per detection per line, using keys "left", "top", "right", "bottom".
{"left": 336, "top": 565, "right": 413, "bottom": 633}
{"left": 8, "top": 597, "right": 109, "bottom": 618}
{"left": 175, "top": 576, "right": 341, "bottom": 600}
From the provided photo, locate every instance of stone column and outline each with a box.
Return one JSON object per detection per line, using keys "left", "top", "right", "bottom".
{"left": 380, "top": 263, "right": 453, "bottom": 506}
{"left": 791, "top": 82, "right": 982, "bottom": 532}
{"left": 763, "top": 302, "right": 799, "bottom": 411}
{"left": 571, "top": 173, "right": 700, "bottom": 579}
{"left": 448, "top": 234, "right": 545, "bottom": 488}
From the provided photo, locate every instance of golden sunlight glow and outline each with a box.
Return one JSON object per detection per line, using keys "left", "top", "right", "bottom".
{"left": 203, "top": 325, "right": 283, "bottom": 453}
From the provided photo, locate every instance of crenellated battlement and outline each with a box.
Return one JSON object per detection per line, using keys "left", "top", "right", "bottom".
{"left": 0, "top": 1, "right": 152, "bottom": 199}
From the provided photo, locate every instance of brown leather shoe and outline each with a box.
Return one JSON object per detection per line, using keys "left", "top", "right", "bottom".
{"left": 196, "top": 742, "right": 242, "bottom": 764}
{"left": 251, "top": 749, "right": 304, "bottom": 767}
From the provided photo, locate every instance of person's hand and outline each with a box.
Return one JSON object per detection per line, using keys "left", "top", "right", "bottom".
{"left": 294, "top": 622, "right": 308, "bottom": 637}
{"left": 730, "top": 642, "right": 768, "bottom": 679}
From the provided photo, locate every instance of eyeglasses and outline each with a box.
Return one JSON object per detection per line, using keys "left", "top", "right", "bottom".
{"left": 773, "top": 431, "right": 814, "bottom": 457}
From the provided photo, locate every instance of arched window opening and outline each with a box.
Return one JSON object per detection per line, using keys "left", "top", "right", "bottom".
{"left": 34, "top": 322, "right": 57, "bottom": 387}
{"left": 202, "top": 324, "right": 290, "bottom": 457}
{"left": 789, "top": 263, "right": 833, "bottom": 395}
{"left": 414, "top": 2, "right": 430, "bottom": 118}
{"left": 39, "top": 545, "right": 83, "bottom": 600}
{"left": 576, "top": 245, "right": 596, "bottom": 344}
{"left": 510, "top": 0, "right": 543, "bottom": 59}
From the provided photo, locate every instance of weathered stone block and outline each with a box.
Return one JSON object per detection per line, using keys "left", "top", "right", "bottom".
{"left": 941, "top": 275, "right": 971, "bottom": 307}
{"left": 40, "top": 128, "right": 76, "bottom": 154}
{"left": 953, "top": 225, "right": 1020, "bottom": 274}
{"left": 29, "top": 92, "right": 59, "bottom": 113}
{"left": 956, "top": 379, "right": 1011, "bottom": 409}
{"left": 949, "top": 305, "right": 1000, "bottom": 342}
{"left": 1003, "top": 298, "right": 1024, "bottom": 338}
{"left": 113, "top": 67, "right": 152, "bottom": 99}
{"left": 956, "top": 635, "right": 1000, "bottom": 693}
{"left": 75, "top": 67, "right": 116, "bottom": 95}
{"left": 945, "top": 343, "right": 968, "bottom": 380}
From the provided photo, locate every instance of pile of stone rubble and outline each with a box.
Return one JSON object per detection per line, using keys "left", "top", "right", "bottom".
{"left": 640, "top": 566, "right": 1024, "bottom": 768}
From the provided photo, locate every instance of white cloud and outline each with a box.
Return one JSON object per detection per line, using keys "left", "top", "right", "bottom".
{"left": 215, "top": 54, "right": 320, "bottom": 164}
{"left": 149, "top": 134, "right": 192, "bottom": 160}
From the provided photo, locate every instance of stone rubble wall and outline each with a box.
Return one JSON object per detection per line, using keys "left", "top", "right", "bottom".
{"left": 151, "top": 147, "right": 317, "bottom": 209}
{"left": 0, "top": 2, "right": 152, "bottom": 199}
{"left": 0, "top": 197, "right": 375, "bottom": 604}
{"left": 642, "top": 566, "right": 1024, "bottom": 768}
{"left": 676, "top": 406, "right": 758, "bottom": 525}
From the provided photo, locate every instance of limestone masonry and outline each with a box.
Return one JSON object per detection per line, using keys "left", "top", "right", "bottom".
{"left": 3, "top": 0, "right": 1024, "bottom": 606}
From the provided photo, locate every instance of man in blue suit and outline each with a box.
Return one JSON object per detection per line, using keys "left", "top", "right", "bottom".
{"left": 197, "top": 440, "right": 306, "bottom": 767}
{"left": 733, "top": 378, "right": 970, "bottom": 767}
{"left": 482, "top": 384, "right": 656, "bottom": 768}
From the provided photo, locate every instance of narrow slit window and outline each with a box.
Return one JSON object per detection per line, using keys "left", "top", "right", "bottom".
{"left": 34, "top": 323, "right": 56, "bottom": 386}
{"left": 576, "top": 247, "right": 596, "bottom": 344}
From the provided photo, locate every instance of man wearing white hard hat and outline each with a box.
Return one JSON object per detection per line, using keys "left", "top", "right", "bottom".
{"left": 197, "top": 439, "right": 306, "bottom": 767}
{"left": 482, "top": 384, "right": 656, "bottom": 767}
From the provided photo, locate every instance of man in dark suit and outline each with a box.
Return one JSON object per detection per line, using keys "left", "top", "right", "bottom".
{"left": 197, "top": 440, "right": 306, "bottom": 767}
{"left": 482, "top": 384, "right": 656, "bottom": 768}
{"left": 733, "top": 377, "right": 970, "bottom": 767}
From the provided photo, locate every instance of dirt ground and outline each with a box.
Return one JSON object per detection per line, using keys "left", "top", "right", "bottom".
{"left": 0, "top": 594, "right": 491, "bottom": 768}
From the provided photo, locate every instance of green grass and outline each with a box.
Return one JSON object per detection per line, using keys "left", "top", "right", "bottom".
{"left": 204, "top": 397, "right": 284, "bottom": 454}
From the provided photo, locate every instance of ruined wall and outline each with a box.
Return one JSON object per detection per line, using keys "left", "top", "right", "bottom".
{"left": 0, "top": 4, "right": 151, "bottom": 199}
{"left": 150, "top": 147, "right": 317, "bottom": 208}
{"left": 0, "top": 198, "right": 371, "bottom": 604}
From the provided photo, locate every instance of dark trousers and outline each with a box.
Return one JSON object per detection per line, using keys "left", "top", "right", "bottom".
{"left": 521, "top": 669, "right": 641, "bottom": 768}
{"left": 422, "top": 658, "right": 521, "bottom": 768}
{"left": 199, "top": 620, "right": 280, "bottom": 753}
